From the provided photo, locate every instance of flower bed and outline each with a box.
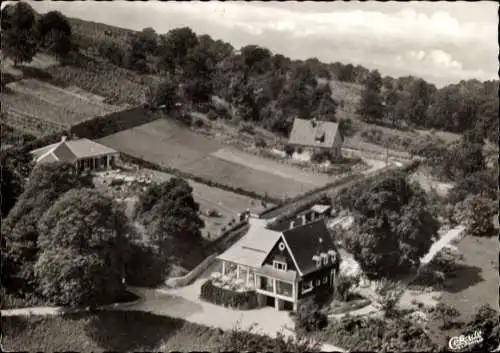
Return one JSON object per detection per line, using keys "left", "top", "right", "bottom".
{"left": 200, "top": 280, "right": 258, "bottom": 310}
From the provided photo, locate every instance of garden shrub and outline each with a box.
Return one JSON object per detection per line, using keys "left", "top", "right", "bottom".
{"left": 200, "top": 280, "right": 258, "bottom": 310}
{"left": 292, "top": 298, "right": 328, "bottom": 333}
{"left": 239, "top": 123, "right": 255, "bottom": 135}
{"left": 284, "top": 144, "right": 295, "bottom": 157}
{"left": 255, "top": 137, "right": 267, "bottom": 148}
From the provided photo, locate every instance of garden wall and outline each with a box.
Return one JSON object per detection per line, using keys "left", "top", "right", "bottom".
{"left": 165, "top": 253, "right": 218, "bottom": 288}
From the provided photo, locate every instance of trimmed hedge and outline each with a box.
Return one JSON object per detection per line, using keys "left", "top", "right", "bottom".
{"left": 200, "top": 280, "right": 258, "bottom": 310}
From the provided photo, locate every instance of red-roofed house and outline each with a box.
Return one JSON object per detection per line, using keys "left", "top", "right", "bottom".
{"left": 30, "top": 136, "right": 119, "bottom": 172}
{"left": 216, "top": 219, "right": 340, "bottom": 311}
{"left": 288, "top": 118, "right": 343, "bottom": 159}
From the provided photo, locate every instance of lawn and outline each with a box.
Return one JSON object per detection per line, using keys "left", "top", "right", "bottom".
{"left": 426, "top": 235, "right": 498, "bottom": 344}
{"left": 2, "top": 311, "right": 225, "bottom": 352}
{"left": 98, "top": 118, "right": 327, "bottom": 200}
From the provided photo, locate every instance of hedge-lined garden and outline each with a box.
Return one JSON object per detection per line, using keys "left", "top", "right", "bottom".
{"left": 200, "top": 280, "right": 258, "bottom": 310}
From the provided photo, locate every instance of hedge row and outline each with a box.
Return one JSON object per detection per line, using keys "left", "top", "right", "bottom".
{"left": 70, "top": 106, "right": 158, "bottom": 140}
{"left": 200, "top": 280, "right": 258, "bottom": 310}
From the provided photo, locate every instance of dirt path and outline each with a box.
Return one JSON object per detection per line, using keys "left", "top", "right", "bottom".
{"left": 421, "top": 225, "right": 465, "bottom": 265}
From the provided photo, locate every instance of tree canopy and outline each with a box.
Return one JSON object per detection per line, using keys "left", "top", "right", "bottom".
{"left": 2, "top": 161, "right": 92, "bottom": 292}
{"left": 135, "top": 178, "right": 204, "bottom": 256}
{"left": 345, "top": 172, "right": 439, "bottom": 278}
{"left": 1, "top": 2, "right": 38, "bottom": 65}
{"left": 35, "top": 188, "right": 130, "bottom": 307}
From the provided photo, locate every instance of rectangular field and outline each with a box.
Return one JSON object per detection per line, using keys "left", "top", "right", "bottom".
{"left": 98, "top": 119, "right": 329, "bottom": 200}
{"left": 2, "top": 78, "right": 124, "bottom": 127}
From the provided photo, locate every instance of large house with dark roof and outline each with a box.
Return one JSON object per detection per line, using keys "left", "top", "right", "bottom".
{"left": 30, "top": 136, "right": 119, "bottom": 172}
{"left": 216, "top": 218, "right": 339, "bottom": 311}
{"left": 288, "top": 118, "right": 343, "bottom": 159}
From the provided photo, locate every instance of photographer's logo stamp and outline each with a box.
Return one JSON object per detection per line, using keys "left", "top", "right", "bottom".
{"left": 448, "top": 331, "right": 483, "bottom": 351}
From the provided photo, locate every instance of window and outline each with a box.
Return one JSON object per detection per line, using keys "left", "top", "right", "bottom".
{"left": 323, "top": 276, "right": 328, "bottom": 284}
{"left": 315, "top": 279, "right": 321, "bottom": 286}
{"left": 323, "top": 257, "right": 328, "bottom": 265}
{"left": 273, "top": 261, "right": 287, "bottom": 271}
{"left": 301, "top": 280, "right": 313, "bottom": 294}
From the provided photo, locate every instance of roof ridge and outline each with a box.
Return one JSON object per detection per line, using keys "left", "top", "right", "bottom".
{"left": 36, "top": 140, "right": 64, "bottom": 163}
{"left": 283, "top": 218, "right": 325, "bottom": 234}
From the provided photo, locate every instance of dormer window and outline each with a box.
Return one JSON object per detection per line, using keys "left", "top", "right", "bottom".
{"left": 314, "top": 130, "right": 325, "bottom": 143}
{"left": 312, "top": 255, "right": 321, "bottom": 268}
{"left": 273, "top": 260, "right": 287, "bottom": 271}
{"left": 321, "top": 253, "right": 329, "bottom": 265}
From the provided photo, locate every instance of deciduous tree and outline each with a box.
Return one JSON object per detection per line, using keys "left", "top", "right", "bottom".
{"left": 1, "top": 2, "right": 38, "bottom": 66}
{"left": 35, "top": 188, "right": 130, "bottom": 307}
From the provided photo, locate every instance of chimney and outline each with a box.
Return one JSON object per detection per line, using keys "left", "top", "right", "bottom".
{"left": 311, "top": 118, "right": 317, "bottom": 128}
{"left": 289, "top": 220, "right": 295, "bottom": 229}
{"left": 61, "top": 135, "right": 67, "bottom": 142}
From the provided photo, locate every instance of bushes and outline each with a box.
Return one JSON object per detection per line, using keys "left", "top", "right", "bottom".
{"left": 255, "top": 137, "right": 267, "bottom": 148}
{"left": 284, "top": 144, "right": 295, "bottom": 157}
{"left": 200, "top": 280, "right": 258, "bottom": 310}
{"left": 239, "top": 123, "right": 255, "bottom": 135}
{"left": 311, "top": 150, "right": 334, "bottom": 163}
{"left": 292, "top": 298, "right": 328, "bottom": 333}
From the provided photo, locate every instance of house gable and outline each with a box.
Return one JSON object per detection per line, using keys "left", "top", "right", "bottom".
{"left": 261, "top": 235, "right": 298, "bottom": 273}
{"left": 282, "top": 220, "right": 338, "bottom": 276}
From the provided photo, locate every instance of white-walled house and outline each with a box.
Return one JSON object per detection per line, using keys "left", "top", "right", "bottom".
{"left": 30, "top": 136, "right": 119, "bottom": 172}
{"left": 288, "top": 118, "right": 343, "bottom": 160}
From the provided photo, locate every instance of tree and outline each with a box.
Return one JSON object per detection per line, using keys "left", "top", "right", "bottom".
{"left": 136, "top": 27, "right": 158, "bottom": 56}
{"left": 460, "top": 195, "right": 494, "bottom": 237}
{"left": 447, "top": 170, "right": 497, "bottom": 205}
{"left": 443, "top": 141, "right": 485, "bottom": 181}
{"left": 431, "top": 303, "right": 460, "bottom": 330}
{"left": 0, "top": 162, "right": 22, "bottom": 218}
{"left": 334, "top": 275, "right": 359, "bottom": 302}
{"left": 2, "top": 161, "right": 92, "bottom": 292}
{"left": 240, "top": 45, "right": 272, "bottom": 76}
{"left": 136, "top": 178, "right": 204, "bottom": 256}
{"left": 464, "top": 304, "right": 499, "bottom": 352}
{"left": 338, "top": 117, "right": 355, "bottom": 138}
{"left": 0, "top": 147, "right": 32, "bottom": 218}
{"left": 345, "top": 173, "right": 438, "bottom": 278}
{"left": 38, "top": 11, "right": 73, "bottom": 59}
{"left": 124, "top": 33, "right": 148, "bottom": 73}
{"left": 158, "top": 27, "right": 199, "bottom": 74}
{"left": 98, "top": 39, "right": 125, "bottom": 66}
{"left": 1, "top": 2, "right": 38, "bottom": 66}
{"left": 35, "top": 188, "right": 130, "bottom": 307}
{"left": 145, "top": 76, "right": 178, "bottom": 110}
{"left": 357, "top": 70, "right": 384, "bottom": 123}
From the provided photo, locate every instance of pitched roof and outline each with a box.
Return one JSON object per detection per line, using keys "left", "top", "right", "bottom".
{"left": 281, "top": 219, "right": 336, "bottom": 275}
{"left": 217, "top": 221, "right": 281, "bottom": 269}
{"left": 30, "top": 138, "right": 117, "bottom": 163}
{"left": 288, "top": 118, "right": 341, "bottom": 148}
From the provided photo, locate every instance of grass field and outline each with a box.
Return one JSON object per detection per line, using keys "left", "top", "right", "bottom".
{"left": 425, "top": 235, "right": 498, "bottom": 344}
{"left": 1, "top": 311, "right": 225, "bottom": 352}
{"left": 98, "top": 118, "right": 329, "bottom": 200}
